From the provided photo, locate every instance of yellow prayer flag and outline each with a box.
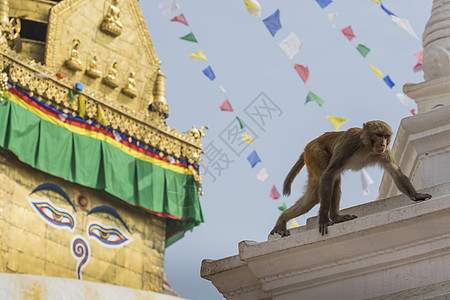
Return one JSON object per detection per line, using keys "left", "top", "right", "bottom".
{"left": 242, "top": 132, "right": 253, "bottom": 144}
{"left": 326, "top": 115, "right": 348, "bottom": 131}
{"left": 97, "top": 103, "right": 107, "bottom": 126}
{"left": 369, "top": 0, "right": 381, "bottom": 4}
{"left": 244, "top": 0, "right": 262, "bottom": 19}
{"left": 78, "top": 94, "right": 86, "bottom": 118}
{"left": 189, "top": 49, "right": 208, "bottom": 61}
{"left": 369, "top": 64, "right": 383, "bottom": 79}
{"left": 289, "top": 219, "right": 299, "bottom": 229}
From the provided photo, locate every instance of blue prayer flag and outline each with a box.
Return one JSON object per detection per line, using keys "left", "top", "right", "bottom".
{"left": 381, "top": 3, "right": 396, "bottom": 16}
{"left": 383, "top": 75, "right": 395, "bottom": 88}
{"left": 75, "top": 82, "right": 84, "bottom": 92}
{"left": 315, "top": 0, "right": 332, "bottom": 9}
{"left": 247, "top": 150, "right": 261, "bottom": 168}
{"left": 263, "top": 9, "right": 282, "bottom": 37}
{"left": 202, "top": 66, "right": 216, "bottom": 81}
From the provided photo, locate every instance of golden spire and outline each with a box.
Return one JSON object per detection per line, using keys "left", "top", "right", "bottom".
{"left": 149, "top": 69, "right": 169, "bottom": 121}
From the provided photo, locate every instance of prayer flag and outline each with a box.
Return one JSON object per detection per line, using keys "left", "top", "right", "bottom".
{"left": 242, "top": 132, "right": 253, "bottom": 144}
{"left": 289, "top": 219, "right": 299, "bottom": 229}
{"left": 279, "top": 32, "right": 302, "bottom": 60}
{"left": 97, "top": 103, "right": 107, "bottom": 126}
{"left": 328, "top": 12, "right": 338, "bottom": 28}
{"left": 78, "top": 95, "right": 86, "bottom": 118}
{"left": 413, "top": 63, "right": 423, "bottom": 72}
{"left": 247, "top": 150, "right": 261, "bottom": 168}
{"left": 356, "top": 44, "right": 370, "bottom": 58}
{"left": 202, "top": 66, "right": 216, "bottom": 80}
{"left": 189, "top": 49, "right": 207, "bottom": 61}
{"left": 68, "top": 89, "right": 76, "bottom": 103}
{"left": 278, "top": 202, "right": 287, "bottom": 211}
{"left": 270, "top": 185, "right": 280, "bottom": 199}
{"left": 369, "top": 0, "right": 381, "bottom": 4}
{"left": 159, "top": 0, "right": 180, "bottom": 16}
{"left": 305, "top": 91, "right": 324, "bottom": 107}
{"left": 236, "top": 116, "right": 245, "bottom": 129}
{"left": 326, "top": 115, "right": 348, "bottom": 131}
{"left": 294, "top": 64, "right": 309, "bottom": 83}
{"left": 113, "top": 130, "right": 122, "bottom": 142}
{"left": 244, "top": 0, "right": 262, "bottom": 19}
{"left": 396, "top": 93, "right": 409, "bottom": 106}
{"left": 220, "top": 99, "right": 233, "bottom": 112}
{"left": 219, "top": 85, "right": 227, "bottom": 95}
{"left": 263, "top": 9, "right": 282, "bottom": 37}
{"left": 383, "top": 75, "right": 395, "bottom": 88}
{"left": 36, "top": 72, "right": 48, "bottom": 79}
{"left": 256, "top": 167, "right": 269, "bottom": 182}
{"left": 56, "top": 73, "right": 65, "bottom": 79}
{"left": 361, "top": 168, "right": 374, "bottom": 195}
{"left": 415, "top": 50, "right": 423, "bottom": 64}
{"left": 75, "top": 81, "right": 84, "bottom": 92}
{"left": 341, "top": 25, "right": 356, "bottom": 41}
{"left": 369, "top": 64, "right": 383, "bottom": 79}
{"left": 58, "top": 113, "right": 68, "bottom": 122}
{"left": 410, "top": 109, "right": 416, "bottom": 116}
{"left": 180, "top": 32, "right": 198, "bottom": 43}
{"left": 391, "top": 16, "right": 418, "bottom": 40}
{"left": 171, "top": 13, "right": 188, "bottom": 26}
{"left": 381, "top": 3, "right": 396, "bottom": 16}
{"left": 315, "top": 0, "right": 332, "bottom": 9}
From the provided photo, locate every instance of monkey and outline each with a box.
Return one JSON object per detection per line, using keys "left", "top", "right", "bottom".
{"left": 270, "top": 120, "right": 432, "bottom": 237}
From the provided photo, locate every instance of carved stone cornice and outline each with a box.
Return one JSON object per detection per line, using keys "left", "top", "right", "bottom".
{"left": 0, "top": 48, "right": 203, "bottom": 167}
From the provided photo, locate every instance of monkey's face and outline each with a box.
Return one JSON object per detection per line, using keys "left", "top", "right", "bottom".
{"left": 372, "top": 132, "right": 390, "bottom": 153}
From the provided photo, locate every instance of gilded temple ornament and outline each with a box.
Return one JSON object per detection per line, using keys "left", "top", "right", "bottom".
{"left": 102, "top": 61, "right": 119, "bottom": 88}
{"left": 100, "top": 0, "right": 124, "bottom": 37}
{"left": 0, "top": 72, "right": 7, "bottom": 91}
{"left": 121, "top": 71, "right": 137, "bottom": 98}
{"left": 65, "top": 39, "right": 83, "bottom": 71}
{"left": 85, "top": 55, "right": 102, "bottom": 78}
{"left": 188, "top": 126, "right": 208, "bottom": 141}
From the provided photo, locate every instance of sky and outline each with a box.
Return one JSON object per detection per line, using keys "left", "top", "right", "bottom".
{"left": 139, "top": 1, "right": 433, "bottom": 299}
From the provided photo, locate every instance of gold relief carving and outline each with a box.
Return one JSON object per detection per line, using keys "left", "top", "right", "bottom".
{"left": 121, "top": 72, "right": 137, "bottom": 98}
{"left": 103, "top": 61, "right": 119, "bottom": 88}
{"left": 1, "top": 50, "right": 203, "bottom": 186}
{"left": 65, "top": 39, "right": 83, "bottom": 71}
{"left": 0, "top": 72, "right": 7, "bottom": 90}
{"left": 85, "top": 56, "right": 102, "bottom": 78}
{"left": 100, "top": 0, "right": 124, "bottom": 37}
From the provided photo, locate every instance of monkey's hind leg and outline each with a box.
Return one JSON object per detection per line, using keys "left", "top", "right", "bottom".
{"left": 270, "top": 181, "right": 319, "bottom": 237}
{"left": 329, "top": 177, "right": 357, "bottom": 224}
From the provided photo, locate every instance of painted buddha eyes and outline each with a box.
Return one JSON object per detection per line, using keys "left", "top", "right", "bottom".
{"left": 27, "top": 198, "right": 76, "bottom": 232}
{"left": 87, "top": 222, "right": 132, "bottom": 248}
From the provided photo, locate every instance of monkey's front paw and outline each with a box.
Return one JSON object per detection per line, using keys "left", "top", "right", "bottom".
{"left": 318, "top": 218, "right": 334, "bottom": 235}
{"left": 270, "top": 226, "right": 290, "bottom": 237}
{"left": 411, "top": 193, "right": 432, "bottom": 201}
{"left": 331, "top": 214, "right": 357, "bottom": 224}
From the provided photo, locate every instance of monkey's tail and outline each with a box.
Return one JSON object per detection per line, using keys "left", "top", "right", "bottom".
{"left": 283, "top": 153, "right": 305, "bottom": 196}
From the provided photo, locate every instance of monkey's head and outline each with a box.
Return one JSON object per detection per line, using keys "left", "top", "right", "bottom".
{"left": 361, "top": 120, "right": 392, "bottom": 154}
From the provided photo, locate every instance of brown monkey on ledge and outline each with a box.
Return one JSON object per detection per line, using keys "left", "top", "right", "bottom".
{"left": 270, "top": 120, "right": 432, "bottom": 236}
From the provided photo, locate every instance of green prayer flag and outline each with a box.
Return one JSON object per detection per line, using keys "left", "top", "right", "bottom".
{"left": 305, "top": 92, "right": 324, "bottom": 107}
{"left": 180, "top": 32, "right": 198, "bottom": 43}
{"left": 278, "top": 202, "right": 288, "bottom": 211}
{"left": 356, "top": 44, "right": 371, "bottom": 58}
{"left": 236, "top": 116, "right": 244, "bottom": 129}
{"left": 68, "top": 89, "right": 76, "bottom": 103}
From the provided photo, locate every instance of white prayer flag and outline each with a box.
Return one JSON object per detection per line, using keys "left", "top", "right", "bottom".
{"left": 278, "top": 32, "right": 302, "bottom": 60}
{"left": 328, "top": 12, "right": 338, "bottom": 28}
{"left": 391, "top": 16, "right": 419, "bottom": 40}
{"left": 360, "top": 168, "right": 375, "bottom": 195}
{"left": 396, "top": 93, "right": 409, "bottom": 106}
{"left": 159, "top": 0, "right": 180, "bottom": 16}
{"left": 256, "top": 167, "right": 269, "bottom": 182}
{"left": 219, "top": 84, "right": 227, "bottom": 95}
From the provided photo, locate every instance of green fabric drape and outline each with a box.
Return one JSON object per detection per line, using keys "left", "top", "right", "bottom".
{"left": 0, "top": 96, "right": 203, "bottom": 246}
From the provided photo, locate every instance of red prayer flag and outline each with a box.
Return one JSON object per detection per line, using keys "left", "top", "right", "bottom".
{"left": 294, "top": 64, "right": 309, "bottom": 84}
{"left": 171, "top": 13, "right": 188, "bottom": 26}
{"left": 415, "top": 50, "right": 423, "bottom": 64}
{"left": 220, "top": 99, "right": 233, "bottom": 112}
{"left": 56, "top": 73, "right": 65, "bottom": 79}
{"left": 341, "top": 25, "right": 356, "bottom": 41}
{"left": 410, "top": 108, "right": 416, "bottom": 115}
{"left": 413, "top": 63, "right": 422, "bottom": 72}
{"left": 270, "top": 185, "right": 280, "bottom": 199}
